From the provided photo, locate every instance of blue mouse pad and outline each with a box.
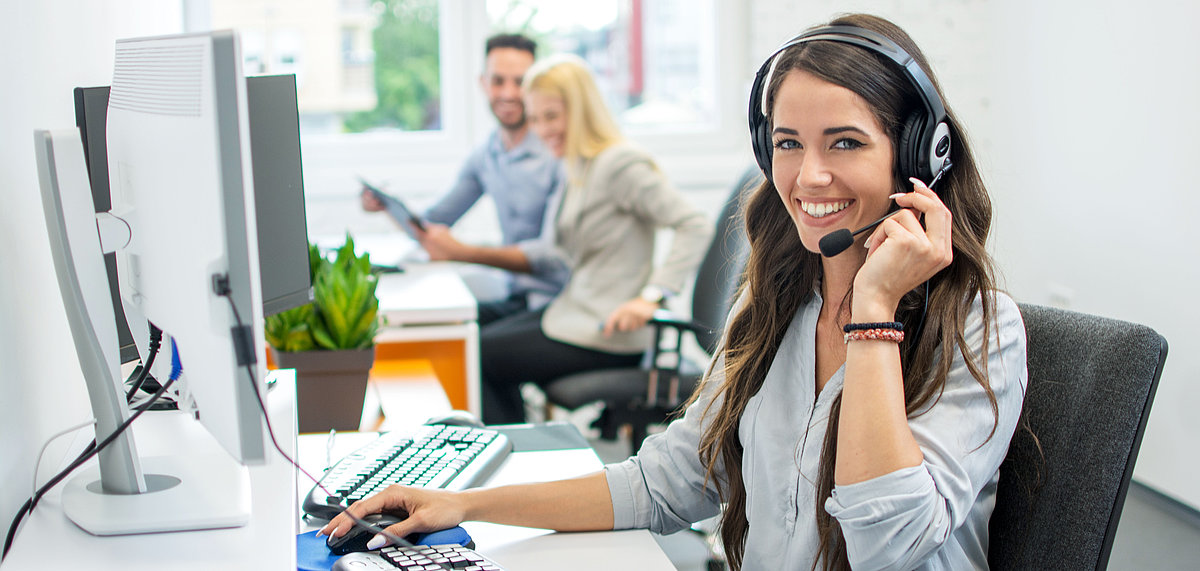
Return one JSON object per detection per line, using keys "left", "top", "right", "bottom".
{"left": 297, "top": 526, "right": 473, "bottom": 571}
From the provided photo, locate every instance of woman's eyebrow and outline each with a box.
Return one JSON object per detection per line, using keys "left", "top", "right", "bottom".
{"left": 824, "top": 126, "right": 869, "bottom": 136}
{"left": 771, "top": 126, "right": 870, "bottom": 137}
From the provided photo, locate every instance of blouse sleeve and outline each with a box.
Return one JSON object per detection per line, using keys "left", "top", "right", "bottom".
{"left": 825, "top": 293, "right": 1028, "bottom": 571}
{"left": 604, "top": 353, "right": 728, "bottom": 534}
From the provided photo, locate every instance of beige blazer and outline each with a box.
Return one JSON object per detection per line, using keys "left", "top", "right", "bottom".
{"left": 541, "top": 142, "right": 711, "bottom": 353}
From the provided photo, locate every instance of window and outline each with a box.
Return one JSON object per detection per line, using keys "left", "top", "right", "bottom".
{"left": 209, "top": 0, "right": 441, "bottom": 135}
{"left": 487, "top": 0, "right": 718, "bottom": 133}
{"left": 196, "top": 0, "right": 745, "bottom": 240}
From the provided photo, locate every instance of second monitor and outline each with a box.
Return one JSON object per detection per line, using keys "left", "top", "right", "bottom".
{"left": 73, "top": 74, "right": 313, "bottom": 365}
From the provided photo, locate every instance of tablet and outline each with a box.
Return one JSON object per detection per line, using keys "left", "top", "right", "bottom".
{"left": 359, "top": 177, "right": 427, "bottom": 239}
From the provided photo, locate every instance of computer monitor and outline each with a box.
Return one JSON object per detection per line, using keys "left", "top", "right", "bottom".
{"left": 73, "top": 87, "right": 139, "bottom": 364}
{"left": 73, "top": 74, "right": 312, "bottom": 365}
{"left": 34, "top": 30, "right": 271, "bottom": 536}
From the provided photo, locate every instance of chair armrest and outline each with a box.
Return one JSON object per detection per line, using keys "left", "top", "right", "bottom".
{"left": 639, "top": 310, "right": 713, "bottom": 407}
{"left": 648, "top": 309, "right": 712, "bottom": 337}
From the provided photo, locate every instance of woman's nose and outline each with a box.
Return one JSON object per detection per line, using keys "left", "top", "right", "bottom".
{"left": 795, "top": 152, "right": 833, "bottom": 189}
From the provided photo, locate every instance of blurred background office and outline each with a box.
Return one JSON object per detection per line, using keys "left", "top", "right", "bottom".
{"left": 3, "top": 0, "right": 1199, "bottom": 568}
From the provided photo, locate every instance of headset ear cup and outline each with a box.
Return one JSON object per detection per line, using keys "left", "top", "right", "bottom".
{"left": 753, "top": 120, "right": 773, "bottom": 181}
{"left": 898, "top": 112, "right": 926, "bottom": 182}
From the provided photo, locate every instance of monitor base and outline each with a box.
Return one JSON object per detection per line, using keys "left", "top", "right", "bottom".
{"left": 62, "top": 454, "right": 250, "bottom": 536}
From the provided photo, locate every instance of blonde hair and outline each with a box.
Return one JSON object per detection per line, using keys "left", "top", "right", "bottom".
{"left": 523, "top": 54, "right": 623, "bottom": 177}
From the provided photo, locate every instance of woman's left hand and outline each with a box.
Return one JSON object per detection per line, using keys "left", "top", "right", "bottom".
{"left": 854, "top": 177, "right": 953, "bottom": 314}
{"left": 601, "top": 298, "right": 660, "bottom": 337}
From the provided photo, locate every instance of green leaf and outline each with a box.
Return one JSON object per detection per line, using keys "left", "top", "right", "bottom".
{"left": 263, "top": 233, "right": 379, "bottom": 351}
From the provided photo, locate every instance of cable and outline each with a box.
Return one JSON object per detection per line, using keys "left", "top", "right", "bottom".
{"left": 218, "top": 292, "right": 451, "bottom": 569}
{"left": 3, "top": 349, "right": 180, "bottom": 560}
{"left": 125, "top": 325, "right": 163, "bottom": 402}
{"left": 31, "top": 418, "right": 97, "bottom": 501}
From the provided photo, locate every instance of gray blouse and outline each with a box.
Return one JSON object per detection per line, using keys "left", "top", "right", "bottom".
{"left": 605, "top": 290, "right": 1027, "bottom": 570}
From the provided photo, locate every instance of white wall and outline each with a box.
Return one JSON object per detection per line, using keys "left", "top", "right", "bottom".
{"left": 0, "top": 0, "right": 184, "bottom": 544}
{"left": 749, "top": 0, "right": 1200, "bottom": 509}
{"left": 986, "top": 0, "right": 1200, "bottom": 509}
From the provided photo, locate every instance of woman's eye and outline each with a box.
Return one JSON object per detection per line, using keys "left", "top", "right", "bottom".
{"left": 832, "top": 138, "right": 864, "bottom": 150}
{"left": 773, "top": 139, "right": 800, "bottom": 151}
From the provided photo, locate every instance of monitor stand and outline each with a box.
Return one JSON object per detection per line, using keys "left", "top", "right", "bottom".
{"left": 61, "top": 455, "right": 250, "bottom": 535}
{"left": 35, "top": 128, "right": 252, "bottom": 536}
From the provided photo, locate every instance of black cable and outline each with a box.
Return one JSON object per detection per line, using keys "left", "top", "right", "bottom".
{"left": 218, "top": 294, "right": 449, "bottom": 569}
{"left": 3, "top": 366, "right": 178, "bottom": 560}
{"left": 913, "top": 280, "right": 930, "bottom": 342}
{"left": 125, "top": 325, "right": 163, "bottom": 402}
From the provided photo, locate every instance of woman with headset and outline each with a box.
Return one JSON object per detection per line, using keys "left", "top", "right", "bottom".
{"left": 322, "top": 14, "right": 1026, "bottom": 570}
{"left": 415, "top": 53, "right": 711, "bottom": 425}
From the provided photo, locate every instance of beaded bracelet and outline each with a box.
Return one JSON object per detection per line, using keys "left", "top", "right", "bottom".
{"left": 844, "top": 328, "right": 906, "bottom": 344}
{"left": 843, "top": 321, "right": 903, "bottom": 333}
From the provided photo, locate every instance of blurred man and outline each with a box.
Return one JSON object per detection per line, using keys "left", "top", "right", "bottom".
{"left": 363, "top": 34, "right": 564, "bottom": 324}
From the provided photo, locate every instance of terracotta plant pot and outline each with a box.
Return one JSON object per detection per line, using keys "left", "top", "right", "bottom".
{"left": 271, "top": 346, "right": 376, "bottom": 433}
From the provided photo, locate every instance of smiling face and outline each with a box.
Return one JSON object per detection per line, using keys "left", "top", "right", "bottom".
{"left": 481, "top": 47, "right": 536, "bottom": 130}
{"left": 525, "top": 90, "right": 567, "bottom": 157}
{"left": 770, "top": 69, "right": 895, "bottom": 254}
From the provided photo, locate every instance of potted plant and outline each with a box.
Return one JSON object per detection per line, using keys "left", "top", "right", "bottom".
{"left": 266, "top": 235, "right": 380, "bottom": 432}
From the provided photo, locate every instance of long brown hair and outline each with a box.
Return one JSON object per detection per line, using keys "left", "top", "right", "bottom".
{"left": 695, "top": 14, "right": 1000, "bottom": 570}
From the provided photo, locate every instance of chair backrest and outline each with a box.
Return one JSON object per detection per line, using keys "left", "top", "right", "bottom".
{"left": 989, "top": 304, "right": 1167, "bottom": 570}
{"left": 690, "top": 166, "right": 762, "bottom": 355}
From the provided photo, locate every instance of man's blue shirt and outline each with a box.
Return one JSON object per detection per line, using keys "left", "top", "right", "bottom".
{"left": 415, "top": 129, "right": 564, "bottom": 303}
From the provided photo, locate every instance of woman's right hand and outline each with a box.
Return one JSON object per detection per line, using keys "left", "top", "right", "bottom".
{"left": 318, "top": 485, "right": 469, "bottom": 548}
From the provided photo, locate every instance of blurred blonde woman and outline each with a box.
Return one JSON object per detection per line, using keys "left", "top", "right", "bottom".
{"left": 416, "top": 54, "right": 712, "bottom": 423}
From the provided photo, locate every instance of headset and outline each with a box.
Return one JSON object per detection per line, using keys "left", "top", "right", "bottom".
{"left": 748, "top": 25, "right": 953, "bottom": 187}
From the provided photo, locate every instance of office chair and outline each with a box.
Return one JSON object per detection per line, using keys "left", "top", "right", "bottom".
{"left": 542, "top": 167, "right": 762, "bottom": 454}
{"left": 989, "top": 304, "right": 1167, "bottom": 570}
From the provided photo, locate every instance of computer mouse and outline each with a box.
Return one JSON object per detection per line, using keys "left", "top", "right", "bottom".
{"left": 326, "top": 512, "right": 409, "bottom": 555}
{"left": 424, "top": 410, "right": 485, "bottom": 428}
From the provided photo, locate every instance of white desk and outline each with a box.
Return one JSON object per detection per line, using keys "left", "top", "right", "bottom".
{"left": 4, "top": 371, "right": 300, "bottom": 571}
{"left": 6, "top": 378, "right": 674, "bottom": 570}
{"left": 373, "top": 266, "right": 481, "bottom": 415}
{"left": 296, "top": 430, "right": 676, "bottom": 571}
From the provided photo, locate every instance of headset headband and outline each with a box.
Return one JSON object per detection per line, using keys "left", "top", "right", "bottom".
{"left": 750, "top": 25, "right": 952, "bottom": 184}
{"left": 759, "top": 27, "right": 947, "bottom": 125}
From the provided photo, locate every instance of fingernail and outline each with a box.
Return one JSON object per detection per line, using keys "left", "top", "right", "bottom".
{"left": 889, "top": 193, "right": 905, "bottom": 200}
{"left": 908, "top": 177, "right": 926, "bottom": 188}
{"left": 366, "top": 533, "right": 387, "bottom": 550}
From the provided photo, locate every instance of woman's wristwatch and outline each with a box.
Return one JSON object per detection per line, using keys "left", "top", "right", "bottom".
{"left": 639, "top": 285, "right": 667, "bottom": 305}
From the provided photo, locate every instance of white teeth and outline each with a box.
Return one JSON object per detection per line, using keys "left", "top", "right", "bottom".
{"left": 800, "top": 200, "right": 850, "bottom": 218}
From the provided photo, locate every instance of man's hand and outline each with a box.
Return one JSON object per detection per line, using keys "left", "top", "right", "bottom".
{"left": 416, "top": 223, "right": 467, "bottom": 262}
{"left": 360, "top": 187, "right": 385, "bottom": 212}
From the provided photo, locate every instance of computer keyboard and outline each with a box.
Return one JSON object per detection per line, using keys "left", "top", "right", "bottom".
{"left": 332, "top": 544, "right": 506, "bottom": 571}
{"left": 304, "top": 425, "right": 513, "bottom": 520}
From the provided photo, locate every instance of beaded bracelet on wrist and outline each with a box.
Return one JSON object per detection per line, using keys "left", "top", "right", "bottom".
{"left": 842, "top": 321, "right": 903, "bottom": 333}
{"left": 844, "top": 328, "right": 906, "bottom": 344}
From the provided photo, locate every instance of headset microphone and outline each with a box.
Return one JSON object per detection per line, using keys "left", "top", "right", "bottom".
{"left": 818, "top": 159, "right": 953, "bottom": 257}
{"left": 818, "top": 210, "right": 900, "bottom": 257}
